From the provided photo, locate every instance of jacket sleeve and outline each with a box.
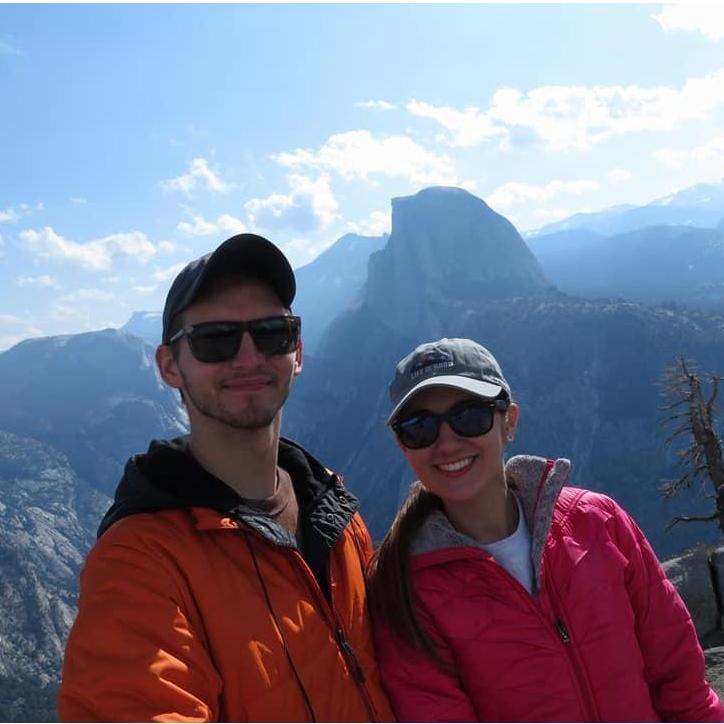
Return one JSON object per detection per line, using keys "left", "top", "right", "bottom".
{"left": 611, "top": 501, "right": 724, "bottom": 722}
{"left": 58, "top": 527, "right": 222, "bottom": 722}
{"left": 373, "top": 606, "right": 477, "bottom": 723}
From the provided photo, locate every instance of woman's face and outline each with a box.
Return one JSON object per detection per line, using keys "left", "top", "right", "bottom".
{"left": 395, "top": 386, "right": 518, "bottom": 506}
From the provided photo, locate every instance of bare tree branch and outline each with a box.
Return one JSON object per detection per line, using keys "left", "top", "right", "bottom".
{"left": 665, "top": 512, "right": 718, "bottom": 531}
{"left": 659, "top": 355, "right": 724, "bottom": 533}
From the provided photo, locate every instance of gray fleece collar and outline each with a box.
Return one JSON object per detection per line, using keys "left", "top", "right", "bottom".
{"left": 410, "top": 455, "right": 571, "bottom": 584}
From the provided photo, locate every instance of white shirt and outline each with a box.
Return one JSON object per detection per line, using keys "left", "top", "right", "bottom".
{"left": 479, "top": 493, "right": 534, "bottom": 594}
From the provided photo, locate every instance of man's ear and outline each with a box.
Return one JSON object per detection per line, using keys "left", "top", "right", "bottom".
{"left": 156, "top": 344, "right": 183, "bottom": 390}
{"left": 293, "top": 338, "right": 303, "bottom": 376}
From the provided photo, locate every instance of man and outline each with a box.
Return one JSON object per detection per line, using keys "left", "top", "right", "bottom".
{"left": 59, "top": 233, "right": 394, "bottom": 722}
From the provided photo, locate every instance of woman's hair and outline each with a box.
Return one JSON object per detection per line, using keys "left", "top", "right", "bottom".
{"left": 367, "top": 481, "right": 445, "bottom": 664}
{"left": 368, "top": 388, "right": 513, "bottom": 664}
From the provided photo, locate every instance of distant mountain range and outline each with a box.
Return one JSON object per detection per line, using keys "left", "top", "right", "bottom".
{"left": 294, "top": 232, "right": 388, "bottom": 354}
{"left": 528, "top": 179, "right": 724, "bottom": 237}
{"left": 530, "top": 225, "right": 724, "bottom": 311}
{"left": 0, "top": 329, "right": 187, "bottom": 498}
{"left": 2, "top": 180, "right": 724, "bottom": 720}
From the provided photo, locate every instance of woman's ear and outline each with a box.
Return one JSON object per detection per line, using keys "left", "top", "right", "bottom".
{"left": 504, "top": 402, "right": 520, "bottom": 442}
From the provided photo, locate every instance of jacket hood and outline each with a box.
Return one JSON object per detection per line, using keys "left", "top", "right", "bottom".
{"left": 98, "top": 435, "right": 352, "bottom": 538}
{"left": 410, "top": 454, "right": 571, "bottom": 582}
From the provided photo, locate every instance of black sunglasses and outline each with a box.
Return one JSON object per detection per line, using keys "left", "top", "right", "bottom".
{"left": 391, "top": 398, "right": 510, "bottom": 450}
{"left": 168, "top": 316, "right": 301, "bottom": 363}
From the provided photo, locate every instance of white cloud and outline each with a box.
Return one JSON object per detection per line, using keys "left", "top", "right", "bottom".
{"left": 0, "top": 207, "right": 20, "bottom": 223}
{"left": 406, "top": 67, "right": 724, "bottom": 150}
{"left": 177, "top": 213, "right": 246, "bottom": 237}
{"left": 154, "top": 262, "right": 187, "bottom": 282}
{"left": 58, "top": 288, "right": 115, "bottom": 304}
{"left": 20, "top": 226, "right": 167, "bottom": 271}
{"left": 656, "top": 134, "right": 724, "bottom": 164}
{"left": 487, "top": 179, "right": 600, "bottom": 211}
{"left": 161, "top": 157, "right": 230, "bottom": 194}
{"left": 654, "top": 4, "right": 724, "bottom": 41}
{"left": 132, "top": 285, "right": 159, "bottom": 295}
{"left": 608, "top": 168, "right": 633, "bottom": 184}
{"left": 244, "top": 174, "right": 339, "bottom": 232}
{"left": 530, "top": 207, "right": 579, "bottom": 225}
{"left": 0, "top": 314, "right": 43, "bottom": 351}
{"left": 355, "top": 100, "right": 396, "bottom": 111}
{"left": 406, "top": 100, "right": 504, "bottom": 147}
{"left": 347, "top": 210, "right": 391, "bottom": 236}
{"left": 70, "top": 197, "right": 88, "bottom": 205}
{"left": 655, "top": 134, "right": 724, "bottom": 181}
{"left": 0, "top": 40, "right": 22, "bottom": 56}
{"left": 15, "top": 274, "right": 60, "bottom": 289}
{"left": 273, "top": 130, "right": 458, "bottom": 185}
{"left": 157, "top": 240, "right": 177, "bottom": 254}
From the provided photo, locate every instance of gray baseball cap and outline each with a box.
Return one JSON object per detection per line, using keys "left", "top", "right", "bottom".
{"left": 388, "top": 338, "right": 511, "bottom": 423}
{"left": 161, "top": 233, "right": 295, "bottom": 344}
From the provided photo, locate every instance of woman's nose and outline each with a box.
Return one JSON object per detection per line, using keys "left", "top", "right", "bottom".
{"left": 434, "top": 421, "right": 463, "bottom": 449}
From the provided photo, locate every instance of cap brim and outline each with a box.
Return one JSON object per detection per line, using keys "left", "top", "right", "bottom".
{"left": 387, "top": 375, "right": 503, "bottom": 424}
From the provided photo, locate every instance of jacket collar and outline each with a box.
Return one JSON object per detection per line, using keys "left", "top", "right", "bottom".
{"left": 410, "top": 454, "right": 571, "bottom": 582}
{"left": 98, "top": 435, "right": 359, "bottom": 547}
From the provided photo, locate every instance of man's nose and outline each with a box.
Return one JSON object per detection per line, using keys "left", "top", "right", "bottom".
{"left": 230, "top": 331, "right": 264, "bottom": 366}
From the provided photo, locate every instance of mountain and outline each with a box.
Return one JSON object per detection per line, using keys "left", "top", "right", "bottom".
{"left": 293, "top": 232, "right": 388, "bottom": 355}
{"left": 0, "top": 329, "right": 187, "bottom": 497}
{"left": 347, "top": 186, "right": 553, "bottom": 346}
{"left": 531, "top": 225, "right": 724, "bottom": 312}
{"left": 530, "top": 179, "right": 724, "bottom": 237}
{"left": 285, "top": 187, "right": 724, "bottom": 558}
{"left": 121, "top": 311, "right": 162, "bottom": 346}
{"left": 0, "top": 430, "right": 110, "bottom": 721}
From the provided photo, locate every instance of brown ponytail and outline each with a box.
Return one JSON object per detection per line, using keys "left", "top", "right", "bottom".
{"left": 367, "top": 481, "right": 446, "bottom": 664}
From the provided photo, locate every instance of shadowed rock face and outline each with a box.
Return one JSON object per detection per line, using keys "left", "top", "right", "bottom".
{"left": 0, "top": 329, "right": 187, "bottom": 497}
{"left": 363, "top": 187, "right": 553, "bottom": 339}
{"left": 0, "top": 430, "right": 111, "bottom": 721}
{"left": 294, "top": 232, "right": 388, "bottom": 355}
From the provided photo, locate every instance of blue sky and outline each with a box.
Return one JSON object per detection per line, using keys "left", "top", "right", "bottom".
{"left": 1, "top": 3, "right": 724, "bottom": 350}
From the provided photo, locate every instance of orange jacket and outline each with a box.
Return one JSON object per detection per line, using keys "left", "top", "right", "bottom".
{"left": 58, "top": 438, "right": 394, "bottom": 722}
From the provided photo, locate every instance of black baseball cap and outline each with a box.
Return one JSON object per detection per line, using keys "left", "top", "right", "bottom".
{"left": 161, "top": 233, "right": 296, "bottom": 344}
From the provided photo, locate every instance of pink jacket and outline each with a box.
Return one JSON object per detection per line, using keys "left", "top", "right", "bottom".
{"left": 374, "top": 456, "right": 723, "bottom": 722}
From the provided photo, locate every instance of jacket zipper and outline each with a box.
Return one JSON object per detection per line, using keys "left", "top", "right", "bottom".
{"left": 244, "top": 528, "right": 379, "bottom": 722}
{"left": 481, "top": 554, "right": 599, "bottom": 721}
{"left": 546, "top": 577, "right": 600, "bottom": 722}
{"left": 305, "top": 555, "right": 380, "bottom": 722}
{"left": 243, "top": 533, "right": 317, "bottom": 721}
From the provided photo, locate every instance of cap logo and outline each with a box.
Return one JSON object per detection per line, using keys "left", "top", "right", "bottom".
{"left": 410, "top": 349, "right": 454, "bottom": 381}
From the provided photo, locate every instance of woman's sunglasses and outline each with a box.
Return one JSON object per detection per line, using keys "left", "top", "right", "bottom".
{"left": 391, "top": 398, "right": 510, "bottom": 450}
{"left": 168, "top": 316, "right": 301, "bottom": 363}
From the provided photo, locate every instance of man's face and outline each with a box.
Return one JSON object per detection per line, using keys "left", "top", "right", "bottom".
{"left": 157, "top": 279, "right": 302, "bottom": 432}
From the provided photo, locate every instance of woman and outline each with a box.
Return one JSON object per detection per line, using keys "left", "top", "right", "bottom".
{"left": 369, "top": 337, "right": 723, "bottom": 722}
